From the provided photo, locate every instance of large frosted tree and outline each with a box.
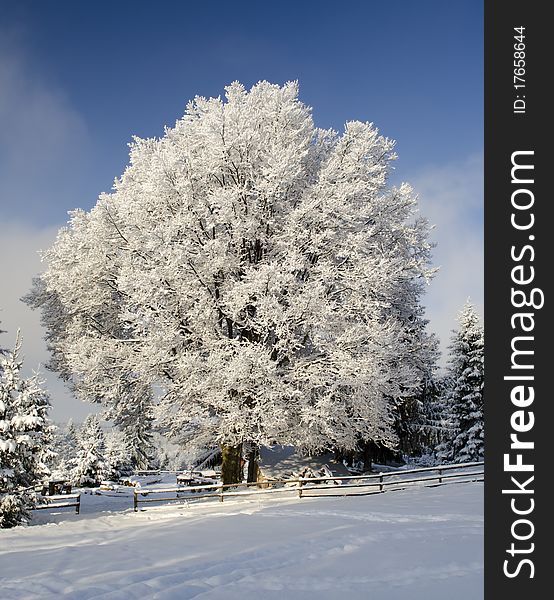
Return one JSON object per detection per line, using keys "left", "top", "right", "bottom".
{"left": 28, "top": 81, "right": 436, "bottom": 483}
{"left": 437, "top": 302, "right": 484, "bottom": 463}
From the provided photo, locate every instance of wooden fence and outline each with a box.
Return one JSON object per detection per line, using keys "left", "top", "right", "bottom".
{"left": 34, "top": 493, "right": 81, "bottom": 514}
{"left": 133, "top": 461, "right": 483, "bottom": 512}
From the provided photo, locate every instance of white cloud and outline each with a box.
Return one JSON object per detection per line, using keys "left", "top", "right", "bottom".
{"left": 410, "top": 153, "right": 484, "bottom": 366}
{"left": 0, "top": 221, "right": 96, "bottom": 422}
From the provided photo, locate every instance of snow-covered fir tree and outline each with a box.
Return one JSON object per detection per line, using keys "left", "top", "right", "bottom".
{"left": 437, "top": 302, "right": 484, "bottom": 463}
{"left": 27, "top": 81, "right": 437, "bottom": 483}
{"left": 49, "top": 419, "right": 79, "bottom": 480}
{"left": 417, "top": 376, "right": 450, "bottom": 454}
{"left": 0, "top": 333, "right": 53, "bottom": 528}
{"left": 73, "top": 414, "right": 108, "bottom": 486}
{"left": 105, "top": 428, "right": 134, "bottom": 480}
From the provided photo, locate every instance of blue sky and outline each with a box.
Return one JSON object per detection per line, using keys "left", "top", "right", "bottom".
{"left": 0, "top": 0, "right": 483, "bottom": 420}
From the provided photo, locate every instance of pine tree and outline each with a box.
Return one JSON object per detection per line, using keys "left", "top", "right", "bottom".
{"left": 66, "top": 418, "right": 78, "bottom": 454}
{"left": 105, "top": 428, "right": 133, "bottom": 479}
{"left": 0, "top": 320, "right": 6, "bottom": 356}
{"left": 73, "top": 414, "right": 108, "bottom": 486}
{"left": 0, "top": 333, "right": 53, "bottom": 528}
{"left": 49, "top": 419, "right": 79, "bottom": 480}
{"left": 437, "top": 302, "right": 484, "bottom": 463}
{"left": 418, "top": 376, "right": 450, "bottom": 453}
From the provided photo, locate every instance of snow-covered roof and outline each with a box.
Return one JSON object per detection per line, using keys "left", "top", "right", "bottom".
{"left": 258, "top": 445, "right": 351, "bottom": 480}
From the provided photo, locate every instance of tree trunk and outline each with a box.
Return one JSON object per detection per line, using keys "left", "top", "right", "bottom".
{"left": 362, "top": 441, "right": 373, "bottom": 473}
{"left": 362, "top": 441, "right": 403, "bottom": 471}
{"left": 221, "top": 443, "right": 243, "bottom": 485}
{"left": 246, "top": 444, "right": 258, "bottom": 483}
{"left": 334, "top": 448, "right": 355, "bottom": 467}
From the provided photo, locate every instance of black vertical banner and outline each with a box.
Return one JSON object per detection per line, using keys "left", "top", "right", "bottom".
{"left": 485, "top": 1, "right": 551, "bottom": 598}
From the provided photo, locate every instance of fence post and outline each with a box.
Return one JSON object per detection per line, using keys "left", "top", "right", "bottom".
{"left": 133, "top": 490, "right": 138, "bottom": 512}
{"left": 298, "top": 478, "right": 303, "bottom": 499}
{"left": 76, "top": 495, "right": 80, "bottom": 515}
{"left": 379, "top": 474, "right": 384, "bottom": 493}
{"left": 438, "top": 468, "right": 442, "bottom": 484}
{"left": 219, "top": 486, "right": 224, "bottom": 502}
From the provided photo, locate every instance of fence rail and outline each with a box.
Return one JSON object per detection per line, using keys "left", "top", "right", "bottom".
{"left": 34, "top": 493, "right": 81, "bottom": 514}
{"left": 133, "top": 461, "right": 483, "bottom": 511}
{"left": 132, "top": 469, "right": 221, "bottom": 476}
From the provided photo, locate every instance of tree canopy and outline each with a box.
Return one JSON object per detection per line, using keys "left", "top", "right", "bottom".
{"left": 27, "top": 81, "right": 437, "bottom": 460}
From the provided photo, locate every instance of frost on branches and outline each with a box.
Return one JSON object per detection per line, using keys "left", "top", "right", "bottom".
{"left": 0, "top": 333, "right": 53, "bottom": 528}
{"left": 24, "top": 278, "right": 154, "bottom": 470}
{"left": 28, "top": 81, "right": 437, "bottom": 481}
{"left": 437, "top": 302, "right": 484, "bottom": 463}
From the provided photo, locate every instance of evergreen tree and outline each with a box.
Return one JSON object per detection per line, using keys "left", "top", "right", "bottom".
{"left": 437, "top": 302, "right": 484, "bottom": 463}
{"left": 49, "top": 419, "right": 79, "bottom": 480}
{"left": 418, "top": 376, "right": 450, "bottom": 453}
{"left": 105, "top": 428, "right": 134, "bottom": 479}
{"left": 0, "top": 333, "right": 53, "bottom": 528}
{"left": 66, "top": 418, "right": 79, "bottom": 453}
{"left": 73, "top": 414, "right": 108, "bottom": 486}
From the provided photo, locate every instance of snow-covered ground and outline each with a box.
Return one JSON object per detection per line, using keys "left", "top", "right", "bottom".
{"left": 0, "top": 482, "right": 483, "bottom": 600}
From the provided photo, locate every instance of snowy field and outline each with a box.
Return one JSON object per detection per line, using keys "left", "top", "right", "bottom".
{"left": 0, "top": 482, "right": 483, "bottom": 600}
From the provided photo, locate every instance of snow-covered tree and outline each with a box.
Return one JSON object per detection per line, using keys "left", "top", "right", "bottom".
{"left": 49, "top": 419, "right": 79, "bottom": 480}
{"left": 28, "top": 81, "right": 436, "bottom": 483}
{"left": 437, "top": 302, "right": 484, "bottom": 463}
{"left": 416, "top": 375, "right": 450, "bottom": 453}
{"left": 105, "top": 428, "right": 134, "bottom": 479}
{"left": 24, "top": 278, "right": 155, "bottom": 471}
{"left": 73, "top": 414, "right": 108, "bottom": 486}
{"left": 0, "top": 333, "right": 53, "bottom": 528}
{"left": 66, "top": 418, "right": 79, "bottom": 453}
